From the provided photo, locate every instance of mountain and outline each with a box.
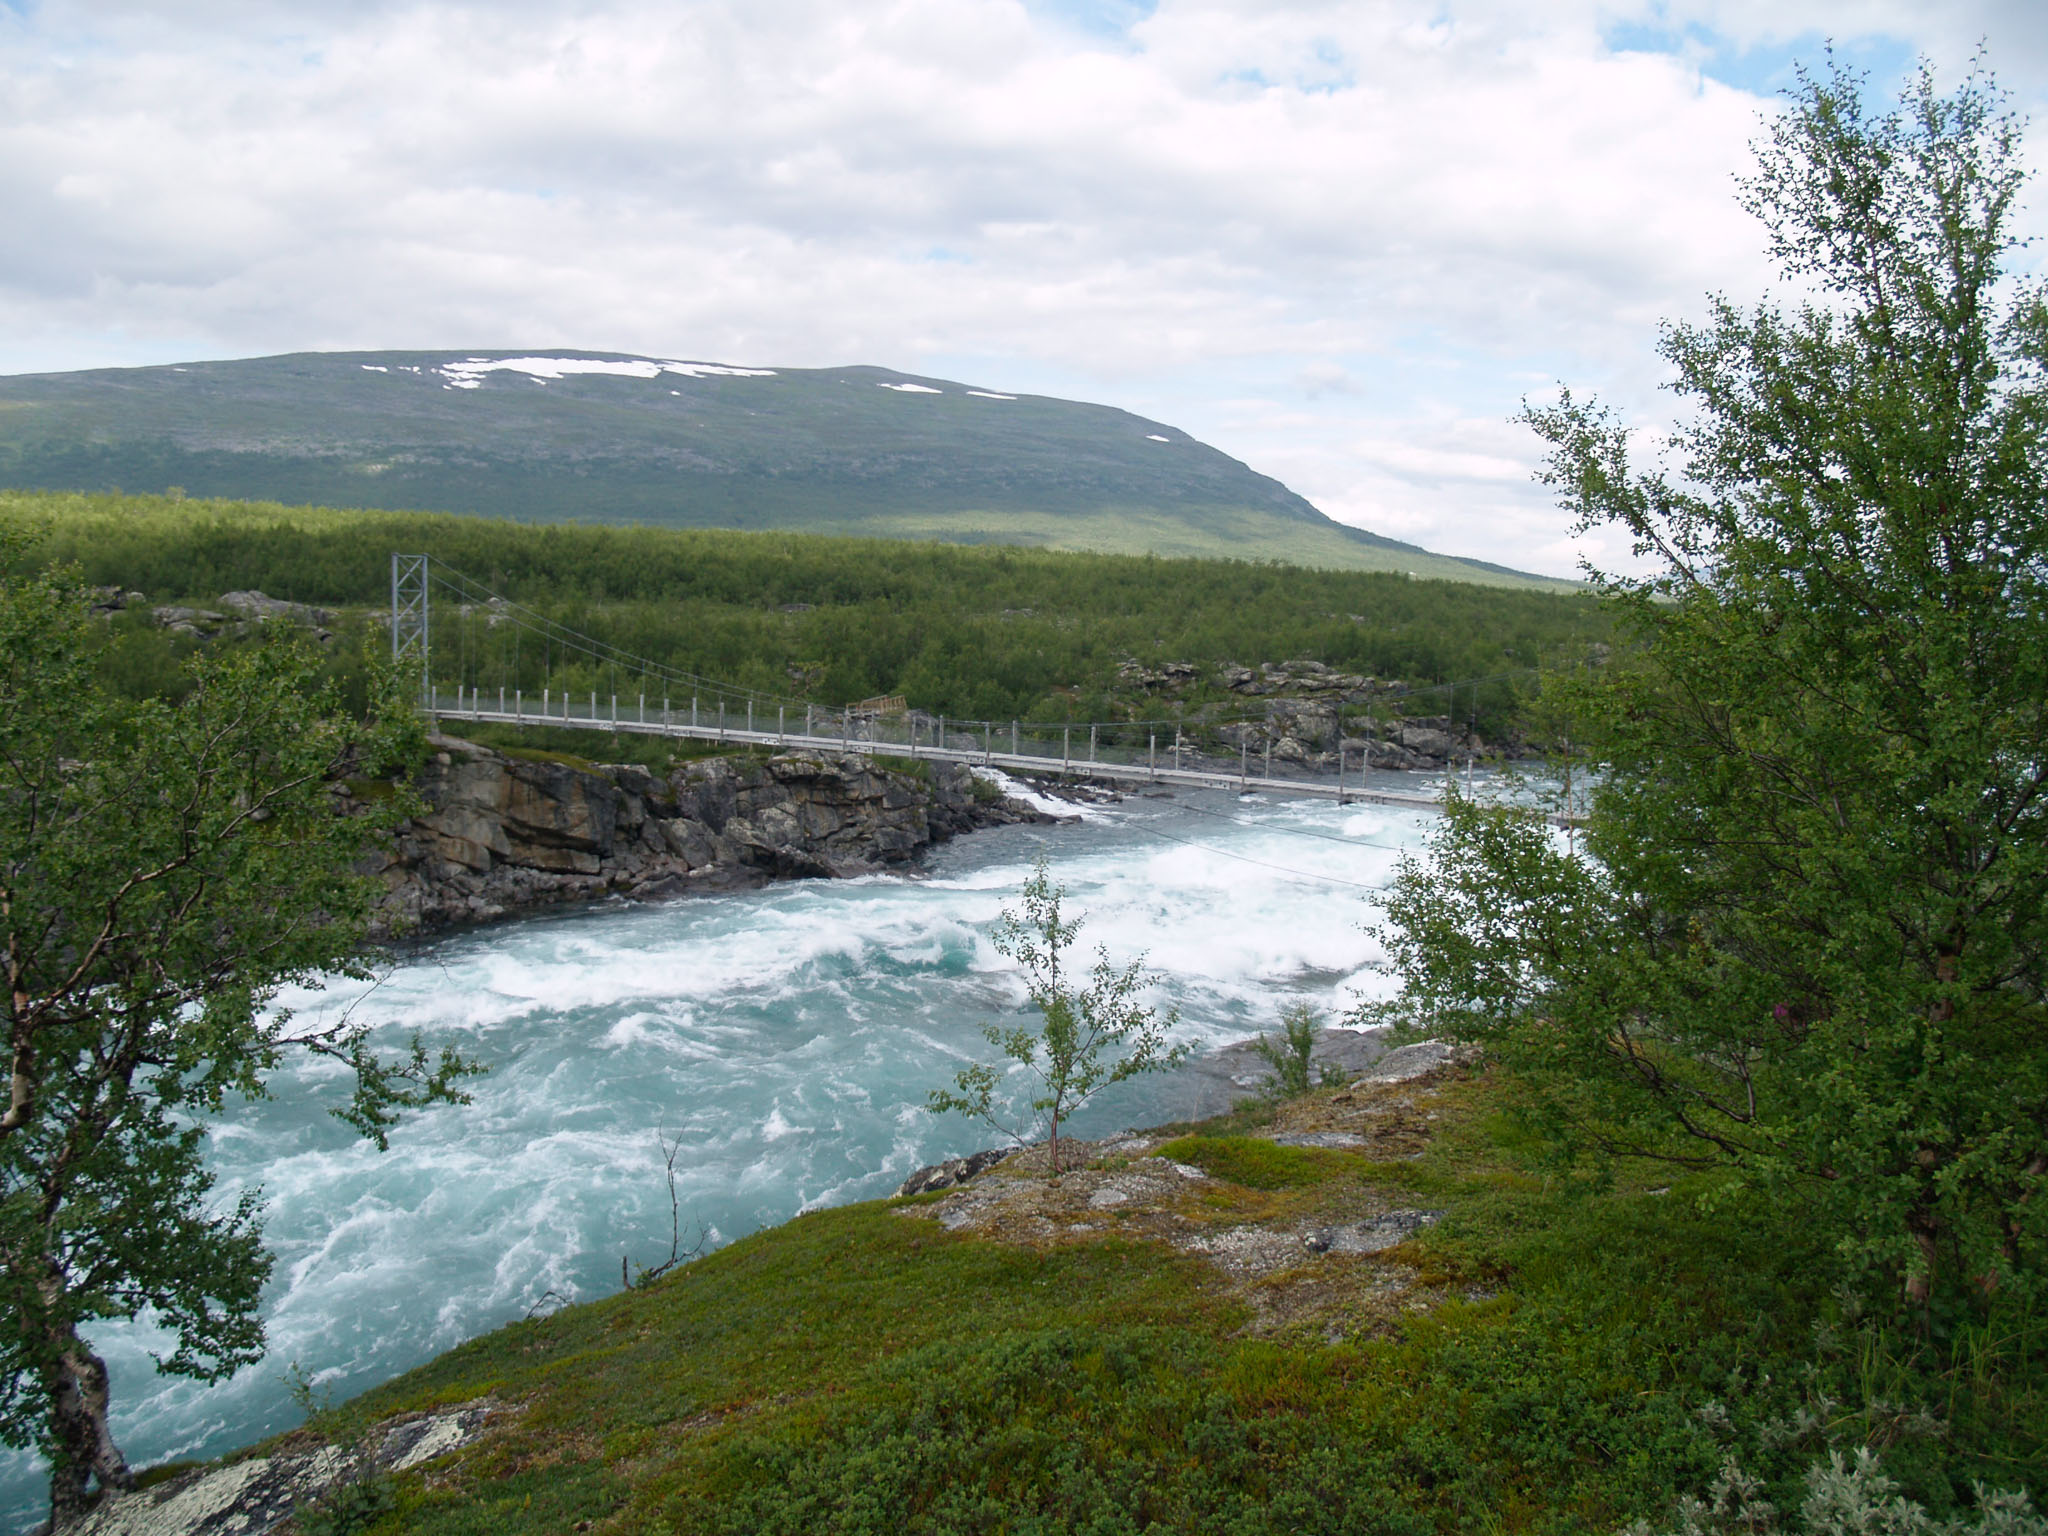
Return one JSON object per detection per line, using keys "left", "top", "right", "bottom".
{"left": 0, "top": 350, "right": 1565, "bottom": 588}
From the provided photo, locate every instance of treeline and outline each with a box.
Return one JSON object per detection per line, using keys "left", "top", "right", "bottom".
{"left": 1, "top": 490, "right": 1609, "bottom": 734}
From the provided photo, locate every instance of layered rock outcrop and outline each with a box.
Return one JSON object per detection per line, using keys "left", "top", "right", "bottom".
{"left": 1219, "top": 701, "right": 1494, "bottom": 771}
{"left": 1123, "top": 656, "right": 1522, "bottom": 771}
{"left": 363, "top": 738, "right": 1051, "bottom": 934}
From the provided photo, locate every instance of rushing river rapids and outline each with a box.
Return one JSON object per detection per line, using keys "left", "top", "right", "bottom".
{"left": 0, "top": 773, "right": 1456, "bottom": 1530}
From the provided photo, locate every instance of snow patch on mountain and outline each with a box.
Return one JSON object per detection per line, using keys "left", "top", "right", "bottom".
{"left": 434, "top": 356, "right": 778, "bottom": 388}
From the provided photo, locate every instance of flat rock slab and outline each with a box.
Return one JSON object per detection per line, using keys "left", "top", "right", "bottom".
{"left": 1359, "top": 1040, "right": 1459, "bottom": 1083}
{"left": 895, "top": 1071, "right": 1491, "bottom": 1341}
{"left": 1182, "top": 1222, "right": 1317, "bottom": 1280}
{"left": 902, "top": 1143, "right": 1437, "bottom": 1285}
{"left": 1267, "top": 1131, "right": 1370, "bottom": 1149}
{"left": 60, "top": 1400, "right": 501, "bottom": 1536}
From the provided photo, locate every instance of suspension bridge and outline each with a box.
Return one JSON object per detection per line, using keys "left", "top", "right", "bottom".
{"left": 389, "top": 554, "right": 1511, "bottom": 817}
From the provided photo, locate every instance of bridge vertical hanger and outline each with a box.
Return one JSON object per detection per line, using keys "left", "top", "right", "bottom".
{"left": 390, "top": 554, "right": 431, "bottom": 720}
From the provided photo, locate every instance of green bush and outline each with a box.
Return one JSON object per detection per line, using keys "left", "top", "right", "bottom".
{"left": 1249, "top": 1004, "right": 1339, "bottom": 1101}
{"left": 692, "top": 1327, "right": 1430, "bottom": 1536}
{"left": 296, "top": 1467, "right": 397, "bottom": 1536}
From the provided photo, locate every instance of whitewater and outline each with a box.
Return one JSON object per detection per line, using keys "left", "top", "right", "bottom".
{"left": 0, "top": 777, "right": 1453, "bottom": 1530}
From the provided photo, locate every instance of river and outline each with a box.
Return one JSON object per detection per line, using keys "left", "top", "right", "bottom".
{"left": 0, "top": 773, "right": 1454, "bottom": 1530}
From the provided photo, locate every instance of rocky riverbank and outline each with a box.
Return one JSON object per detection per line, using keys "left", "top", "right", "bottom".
{"left": 361, "top": 737, "right": 1057, "bottom": 935}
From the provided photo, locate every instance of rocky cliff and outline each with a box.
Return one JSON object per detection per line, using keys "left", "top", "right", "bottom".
{"left": 363, "top": 739, "right": 1050, "bottom": 934}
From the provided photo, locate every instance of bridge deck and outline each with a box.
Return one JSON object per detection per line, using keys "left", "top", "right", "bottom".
{"left": 427, "top": 697, "right": 1457, "bottom": 816}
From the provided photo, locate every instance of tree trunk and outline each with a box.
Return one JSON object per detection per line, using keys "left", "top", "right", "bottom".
{"left": 44, "top": 1332, "right": 132, "bottom": 1529}
{"left": 1048, "top": 1114, "right": 1061, "bottom": 1181}
{"left": 1905, "top": 951, "right": 1961, "bottom": 1313}
{"left": 1903, "top": 1211, "right": 1940, "bottom": 1310}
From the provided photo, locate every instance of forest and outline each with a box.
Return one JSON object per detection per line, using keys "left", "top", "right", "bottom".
{"left": 0, "top": 489, "right": 1608, "bottom": 741}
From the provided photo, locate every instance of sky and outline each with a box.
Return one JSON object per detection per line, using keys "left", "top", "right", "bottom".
{"left": 4, "top": 2, "right": 2046, "bottom": 579}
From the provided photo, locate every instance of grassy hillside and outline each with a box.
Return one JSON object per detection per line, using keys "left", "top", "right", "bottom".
{"left": 1, "top": 490, "right": 1607, "bottom": 735}
{"left": 257, "top": 1065, "right": 2042, "bottom": 1535}
{"left": 0, "top": 351, "right": 1569, "bottom": 588}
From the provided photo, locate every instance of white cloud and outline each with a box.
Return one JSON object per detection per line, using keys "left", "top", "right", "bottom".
{"left": 0, "top": 0, "right": 2043, "bottom": 577}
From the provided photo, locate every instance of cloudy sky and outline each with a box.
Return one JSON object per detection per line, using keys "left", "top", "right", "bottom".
{"left": 4, "top": 1, "right": 2046, "bottom": 577}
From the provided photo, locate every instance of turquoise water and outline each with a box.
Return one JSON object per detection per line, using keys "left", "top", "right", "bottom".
{"left": 0, "top": 778, "right": 1448, "bottom": 1529}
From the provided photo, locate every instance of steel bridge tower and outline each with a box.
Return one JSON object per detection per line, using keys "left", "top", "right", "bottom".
{"left": 390, "top": 553, "right": 431, "bottom": 714}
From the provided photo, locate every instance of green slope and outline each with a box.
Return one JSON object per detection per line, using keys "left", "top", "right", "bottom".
{"left": 0, "top": 351, "right": 1569, "bottom": 589}
{"left": 227, "top": 1070, "right": 2018, "bottom": 1535}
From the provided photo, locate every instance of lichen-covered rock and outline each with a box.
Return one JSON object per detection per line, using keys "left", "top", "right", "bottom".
{"left": 54, "top": 1400, "right": 501, "bottom": 1536}
{"left": 360, "top": 741, "right": 1052, "bottom": 935}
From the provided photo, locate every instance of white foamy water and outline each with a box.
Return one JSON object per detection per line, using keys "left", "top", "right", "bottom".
{"left": 0, "top": 782, "right": 1450, "bottom": 1529}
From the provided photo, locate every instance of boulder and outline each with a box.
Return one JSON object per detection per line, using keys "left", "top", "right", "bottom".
{"left": 218, "top": 589, "right": 335, "bottom": 627}
{"left": 1364, "top": 739, "right": 1424, "bottom": 770}
{"left": 151, "top": 605, "right": 227, "bottom": 636}
{"left": 899, "top": 1147, "right": 1013, "bottom": 1195}
{"left": 86, "top": 587, "right": 145, "bottom": 615}
{"left": 657, "top": 817, "right": 720, "bottom": 870}
{"left": 1396, "top": 725, "right": 1457, "bottom": 758}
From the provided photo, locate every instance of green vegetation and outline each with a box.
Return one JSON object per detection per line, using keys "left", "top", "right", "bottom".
{"left": 0, "top": 352, "right": 1561, "bottom": 585}
{"left": 297, "top": 1466, "right": 398, "bottom": 1536}
{"left": 0, "top": 546, "right": 478, "bottom": 1525}
{"left": 928, "top": 858, "right": 1187, "bottom": 1176}
{"left": 0, "top": 489, "right": 1608, "bottom": 737}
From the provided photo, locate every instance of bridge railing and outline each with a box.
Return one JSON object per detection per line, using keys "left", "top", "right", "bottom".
{"left": 427, "top": 688, "right": 1362, "bottom": 780}
{"left": 422, "top": 687, "right": 1456, "bottom": 810}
